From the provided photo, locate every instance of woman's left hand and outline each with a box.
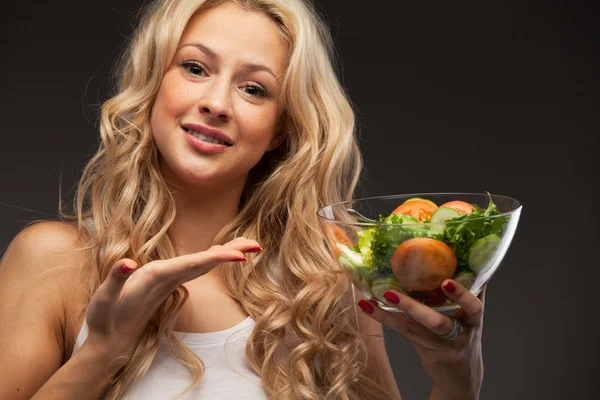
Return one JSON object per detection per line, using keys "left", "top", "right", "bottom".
{"left": 357, "top": 279, "right": 485, "bottom": 400}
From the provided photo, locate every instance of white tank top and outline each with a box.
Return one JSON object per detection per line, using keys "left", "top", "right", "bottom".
{"left": 71, "top": 316, "right": 270, "bottom": 399}
{"left": 77, "top": 219, "right": 295, "bottom": 398}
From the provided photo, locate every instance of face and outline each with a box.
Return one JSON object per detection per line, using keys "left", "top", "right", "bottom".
{"left": 151, "top": 2, "right": 288, "bottom": 191}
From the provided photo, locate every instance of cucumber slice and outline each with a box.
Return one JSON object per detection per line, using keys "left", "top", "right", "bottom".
{"left": 454, "top": 271, "right": 475, "bottom": 289}
{"left": 430, "top": 207, "right": 461, "bottom": 223}
{"left": 370, "top": 277, "right": 409, "bottom": 303}
{"left": 467, "top": 234, "right": 502, "bottom": 273}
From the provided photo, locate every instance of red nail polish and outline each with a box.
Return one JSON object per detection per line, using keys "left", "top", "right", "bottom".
{"left": 246, "top": 246, "right": 262, "bottom": 253}
{"left": 383, "top": 290, "right": 400, "bottom": 304}
{"left": 120, "top": 264, "right": 134, "bottom": 273}
{"left": 443, "top": 281, "right": 456, "bottom": 294}
{"left": 358, "top": 300, "right": 374, "bottom": 314}
{"left": 232, "top": 257, "right": 247, "bottom": 262}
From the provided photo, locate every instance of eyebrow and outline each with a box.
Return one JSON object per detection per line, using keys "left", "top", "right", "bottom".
{"left": 179, "top": 42, "right": 279, "bottom": 80}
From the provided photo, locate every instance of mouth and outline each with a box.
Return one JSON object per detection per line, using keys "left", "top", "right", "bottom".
{"left": 182, "top": 124, "right": 233, "bottom": 146}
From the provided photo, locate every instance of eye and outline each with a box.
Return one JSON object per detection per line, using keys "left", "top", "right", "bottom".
{"left": 242, "top": 84, "right": 268, "bottom": 98}
{"left": 181, "top": 61, "right": 206, "bottom": 76}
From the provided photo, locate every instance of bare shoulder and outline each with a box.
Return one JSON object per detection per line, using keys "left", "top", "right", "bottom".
{"left": 2, "top": 220, "right": 88, "bottom": 279}
{"left": 0, "top": 220, "right": 91, "bottom": 361}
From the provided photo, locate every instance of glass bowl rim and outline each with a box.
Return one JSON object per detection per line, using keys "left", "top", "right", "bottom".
{"left": 317, "top": 192, "right": 522, "bottom": 227}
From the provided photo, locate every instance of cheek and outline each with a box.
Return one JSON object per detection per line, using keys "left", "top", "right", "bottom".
{"left": 237, "top": 106, "right": 281, "bottom": 145}
{"left": 151, "top": 74, "right": 191, "bottom": 134}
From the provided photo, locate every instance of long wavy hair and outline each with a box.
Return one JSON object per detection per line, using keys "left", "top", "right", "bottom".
{"left": 57, "top": 0, "right": 391, "bottom": 398}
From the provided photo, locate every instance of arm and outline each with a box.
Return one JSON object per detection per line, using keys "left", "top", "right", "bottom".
{"left": 30, "top": 341, "right": 122, "bottom": 400}
{"left": 0, "top": 221, "right": 261, "bottom": 399}
{"left": 356, "top": 283, "right": 485, "bottom": 400}
{"left": 0, "top": 222, "right": 117, "bottom": 399}
{"left": 356, "top": 300, "right": 402, "bottom": 400}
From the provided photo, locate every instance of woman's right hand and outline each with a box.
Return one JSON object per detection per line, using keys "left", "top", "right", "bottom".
{"left": 82, "top": 237, "right": 261, "bottom": 365}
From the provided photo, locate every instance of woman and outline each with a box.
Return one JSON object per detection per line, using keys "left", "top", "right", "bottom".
{"left": 0, "top": 0, "right": 484, "bottom": 399}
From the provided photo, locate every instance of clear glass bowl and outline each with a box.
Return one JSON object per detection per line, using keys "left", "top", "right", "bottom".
{"left": 317, "top": 193, "right": 522, "bottom": 312}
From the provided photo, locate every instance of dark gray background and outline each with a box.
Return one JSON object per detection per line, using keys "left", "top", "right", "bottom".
{"left": 0, "top": 0, "right": 597, "bottom": 399}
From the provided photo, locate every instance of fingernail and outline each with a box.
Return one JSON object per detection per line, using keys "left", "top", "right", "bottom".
{"left": 246, "top": 246, "right": 262, "bottom": 253}
{"left": 120, "top": 264, "right": 134, "bottom": 273}
{"left": 358, "top": 300, "right": 374, "bottom": 314}
{"left": 443, "top": 281, "right": 456, "bottom": 294}
{"left": 232, "top": 257, "right": 247, "bottom": 262}
{"left": 383, "top": 290, "right": 400, "bottom": 304}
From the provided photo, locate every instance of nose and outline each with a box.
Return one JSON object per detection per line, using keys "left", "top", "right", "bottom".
{"left": 199, "top": 79, "right": 232, "bottom": 122}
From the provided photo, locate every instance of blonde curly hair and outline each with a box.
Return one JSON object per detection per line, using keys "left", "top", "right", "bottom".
{"left": 58, "top": 0, "right": 391, "bottom": 398}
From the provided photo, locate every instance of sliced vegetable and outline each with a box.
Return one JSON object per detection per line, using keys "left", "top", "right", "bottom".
{"left": 454, "top": 271, "right": 475, "bottom": 289}
{"left": 439, "top": 200, "right": 476, "bottom": 214}
{"left": 390, "top": 238, "right": 457, "bottom": 291}
{"left": 370, "top": 277, "right": 409, "bottom": 304}
{"left": 391, "top": 199, "right": 439, "bottom": 222}
{"left": 467, "top": 234, "right": 501, "bottom": 273}
{"left": 330, "top": 193, "right": 510, "bottom": 309}
{"left": 323, "top": 223, "right": 353, "bottom": 257}
{"left": 430, "top": 207, "right": 461, "bottom": 223}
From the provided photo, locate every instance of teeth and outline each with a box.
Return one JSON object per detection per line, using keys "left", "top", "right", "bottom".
{"left": 187, "top": 129, "right": 227, "bottom": 145}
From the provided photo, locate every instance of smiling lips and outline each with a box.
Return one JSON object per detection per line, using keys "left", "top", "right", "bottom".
{"left": 183, "top": 126, "right": 232, "bottom": 154}
{"left": 181, "top": 123, "right": 233, "bottom": 146}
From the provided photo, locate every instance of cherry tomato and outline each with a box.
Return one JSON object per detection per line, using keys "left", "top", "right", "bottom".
{"left": 439, "top": 200, "right": 475, "bottom": 214}
{"left": 390, "top": 238, "right": 457, "bottom": 291}
{"left": 391, "top": 199, "right": 438, "bottom": 221}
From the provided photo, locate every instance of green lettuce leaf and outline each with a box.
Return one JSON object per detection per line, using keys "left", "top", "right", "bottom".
{"left": 364, "top": 192, "right": 509, "bottom": 276}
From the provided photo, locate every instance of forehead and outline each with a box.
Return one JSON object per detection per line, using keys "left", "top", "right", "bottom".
{"left": 179, "top": 3, "right": 289, "bottom": 74}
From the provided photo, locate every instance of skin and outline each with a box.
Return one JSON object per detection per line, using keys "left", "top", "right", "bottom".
{"left": 148, "top": 1, "right": 291, "bottom": 335}
{"left": 358, "top": 280, "right": 486, "bottom": 400}
{"left": 151, "top": 2, "right": 288, "bottom": 257}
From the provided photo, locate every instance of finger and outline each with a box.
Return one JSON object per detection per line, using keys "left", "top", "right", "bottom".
{"left": 441, "top": 279, "right": 484, "bottom": 325}
{"left": 221, "top": 238, "right": 262, "bottom": 253}
{"left": 379, "top": 289, "right": 457, "bottom": 338}
{"left": 357, "top": 298, "right": 410, "bottom": 335}
{"left": 89, "top": 259, "right": 138, "bottom": 317}
{"left": 357, "top": 299, "right": 449, "bottom": 350}
{"left": 107, "top": 258, "right": 138, "bottom": 291}
{"left": 158, "top": 247, "right": 250, "bottom": 284}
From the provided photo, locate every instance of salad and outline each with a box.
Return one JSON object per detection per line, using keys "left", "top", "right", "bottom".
{"left": 325, "top": 193, "right": 509, "bottom": 307}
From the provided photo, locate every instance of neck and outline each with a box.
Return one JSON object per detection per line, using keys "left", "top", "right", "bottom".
{"left": 168, "top": 182, "right": 245, "bottom": 257}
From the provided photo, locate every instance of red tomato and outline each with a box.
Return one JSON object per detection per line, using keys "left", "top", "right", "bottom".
{"left": 390, "top": 238, "right": 457, "bottom": 291}
{"left": 439, "top": 200, "right": 475, "bottom": 214}
{"left": 391, "top": 199, "right": 438, "bottom": 221}
{"left": 322, "top": 223, "right": 353, "bottom": 257}
{"left": 412, "top": 288, "right": 448, "bottom": 307}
